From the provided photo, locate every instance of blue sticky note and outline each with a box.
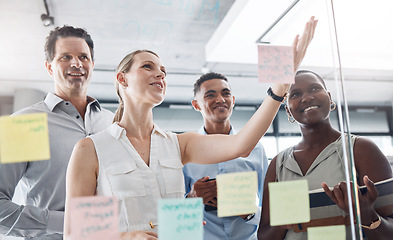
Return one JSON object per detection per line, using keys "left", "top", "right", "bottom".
{"left": 158, "top": 198, "right": 203, "bottom": 240}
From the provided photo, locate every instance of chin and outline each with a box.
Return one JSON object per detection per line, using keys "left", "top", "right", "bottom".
{"left": 213, "top": 115, "right": 230, "bottom": 122}
{"left": 153, "top": 98, "right": 165, "bottom": 107}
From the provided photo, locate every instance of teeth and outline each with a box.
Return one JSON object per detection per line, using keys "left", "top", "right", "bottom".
{"left": 304, "top": 106, "right": 318, "bottom": 112}
{"left": 152, "top": 83, "right": 162, "bottom": 88}
{"left": 68, "top": 73, "right": 83, "bottom": 76}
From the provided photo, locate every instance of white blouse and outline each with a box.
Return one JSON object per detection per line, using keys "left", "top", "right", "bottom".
{"left": 89, "top": 123, "right": 185, "bottom": 232}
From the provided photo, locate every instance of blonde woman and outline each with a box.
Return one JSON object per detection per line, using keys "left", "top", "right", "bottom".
{"left": 64, "top": 17, "right": 317, "bottom": 240}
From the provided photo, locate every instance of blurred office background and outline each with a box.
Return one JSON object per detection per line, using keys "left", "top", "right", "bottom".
{"left": 1, "top": 1, "right": 392, "bottom": 238}
{"left": 0, "top": 0, "right": 392, "bottom": 163}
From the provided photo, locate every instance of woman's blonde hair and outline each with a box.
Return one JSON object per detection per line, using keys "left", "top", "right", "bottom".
{"left": 113, "top": 49, "right": 160, "bottom": 123}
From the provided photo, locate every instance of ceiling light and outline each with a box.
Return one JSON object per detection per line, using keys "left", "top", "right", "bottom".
{"left": 41, "top": 14, "right": 54, "bottom": 27}
{"left": 41, "top": 0, "right": 54, "bottom": 27}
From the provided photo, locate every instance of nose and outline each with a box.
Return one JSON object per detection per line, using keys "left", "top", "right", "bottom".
{"left": 301, "top": 92, "right": 314, "bottom": 103}
{"left": 155, "top": 71, "right": 165, "bottom": 80}
{"left": 70, "top": 57, "right": 82, "bottom": 68}
{"left": 215, "top": 95, "right": 225, "bottom": 103}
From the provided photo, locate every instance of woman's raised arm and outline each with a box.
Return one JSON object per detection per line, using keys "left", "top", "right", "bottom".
{"left": 178, "top": 17, "right": 318, "bottom": 165}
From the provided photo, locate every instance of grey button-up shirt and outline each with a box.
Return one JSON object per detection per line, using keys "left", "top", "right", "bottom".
{"left": 0, "top": 92, "right": 114, "bottom": 239}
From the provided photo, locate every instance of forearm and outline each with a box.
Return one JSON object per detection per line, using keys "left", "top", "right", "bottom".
{"left": 362, "top": 214, "right": 393, "bottom": 240}
{"left": 236, "top": 90, "right": 285, "bottom": 156}
{"left": 0, "top": 199, "right": 63, "bottom": 237}
{"left": 257, "top": 224, "right": 287, "bottom": 240}
{"left": 0, "top": 162, "right": 63, "bottom": 237}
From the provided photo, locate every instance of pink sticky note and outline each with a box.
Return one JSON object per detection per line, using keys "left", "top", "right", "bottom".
{"left": 257, "top": 45, "right": 294, "bottom": 83}
{"left": 70, "top": 196, "right": 119, "bottom": 240}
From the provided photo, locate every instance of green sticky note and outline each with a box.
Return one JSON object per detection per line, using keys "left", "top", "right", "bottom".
{"left": 269, "top": 180, "right": 310, "bottom": 226}
{"left": 217, "top": 171, "right": 258, "bottom": 217}
{"left": 308, "top": 225, "right": 346, "bottom": 240}
{"left": 0, "top": 113, "right": 50, "bottom": 163}
{"left": 158, "top": 198, "right": 203, "bottom": 240}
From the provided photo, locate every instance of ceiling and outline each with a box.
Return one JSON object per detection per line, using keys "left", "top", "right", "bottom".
{"left": 0, "top": 0, "right": 392, "bottom": 107}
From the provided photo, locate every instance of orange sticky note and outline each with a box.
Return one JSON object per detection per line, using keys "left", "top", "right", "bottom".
{"left": 257, "top": 45, "right": 294, "bottom": 83}
{"left": 70, "top": 196, "right": 119, "bottom": 240}
{"left": 0, "top": 113, "right": 50, "bottom": 163}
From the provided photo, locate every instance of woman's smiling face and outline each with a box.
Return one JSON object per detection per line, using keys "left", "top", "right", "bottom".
{"left": 286, "top": 71, "right": 332, "bottom": 126}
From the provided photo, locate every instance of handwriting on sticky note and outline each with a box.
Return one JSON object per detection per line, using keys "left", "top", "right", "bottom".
{"left": 216, "top": 171, "right": 257, "bottom": 217}
{"left": 308, "top": 225, "right": 346, "bottom": 240}
{"left": 0, "top": 113, "right": 50, "bottom": 163}
{"left": 158, "top": 198, "right": 203, "bottom": 240}
{"left": 269, "top": 180, "right": 310, "bottom": 226}
{"left": 70, "top": 196, "right": 118, "bottom": 240}
{"left": 257, "top": 45, "right": 294, "bottom": 83}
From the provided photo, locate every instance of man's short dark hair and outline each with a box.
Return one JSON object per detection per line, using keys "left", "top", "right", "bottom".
{"left": 193, "top": 72, "right": 228, "bottom": 97}
{"left": 45, "top": 25, "right": 94, "bottom": 62}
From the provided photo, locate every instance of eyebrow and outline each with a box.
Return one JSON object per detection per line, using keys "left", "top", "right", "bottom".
{"left": 204, "top": 90, "right": 216, "bottom": 95}
{"left": 289, "top": 83, "right": 323, "bottom": 93}
{"left": 141, "top": 60, "right": 166, "bottom": 74}
{"left": 204, "top": 88, "right": 231, "bottom": 95}
{"left": 58, "top": 52, "right": 89, "bottom": 57}
{"left": 141, "top": 60, "right": 155, "bottom": 65}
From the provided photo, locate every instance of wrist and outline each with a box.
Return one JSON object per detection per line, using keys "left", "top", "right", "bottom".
{"left": 271, "top": 83, "right": 290, "bottom": 96}
{"left": 361, "top": 215, "right": 382, "bottom": 230}
{"left": 360, "top": 208, "right": 379, "bottom": 224}
{"left": 267, "top": 87, "right": 287, "bottom": 103}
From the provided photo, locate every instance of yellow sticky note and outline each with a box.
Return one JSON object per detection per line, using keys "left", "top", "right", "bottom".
{"left": 308, "top": 225, "right": 346, "bottom": 240}
{"left": 0, "top": 113, "right": 50, "bottom": 163}
{"left": 217, "top": 171, "right": 257, "bottom": 217}
{"left": 269, "top": 180, "right": 310, "bottom": 226}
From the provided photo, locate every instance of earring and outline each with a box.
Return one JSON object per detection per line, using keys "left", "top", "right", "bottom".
{"left": 330, "top": 101, "right": 336, "bottom": 111}
{"left": 121, "top": 83, "right": 128, "bottom": 89}
{"left": 288, "top": 114, "right": 295, "bottom": 123}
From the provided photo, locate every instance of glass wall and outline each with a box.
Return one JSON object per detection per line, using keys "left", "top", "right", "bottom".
{"left": 102, "top": 102, "right": 393, "bottom": 167}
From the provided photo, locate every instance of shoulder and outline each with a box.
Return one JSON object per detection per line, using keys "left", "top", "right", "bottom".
{"left": 265, "top": 156, "right": 278, "bottom": 183}
{"left": 89, "top": 126, "right": 111, "bottom": 140}
{"left": 73, "top": 137, "right": 95, "bottom": 152}
{"left": 275, "top": 146, "right": 293, "bottom": 164}
{"left": 12, "top": 102, "right": 47, "bottom": 116}
{"left": 353, "top": 135, "right": 376, "bottom": 149}
{"left": 100, "top": 107, "right": 115, "bottom": 117}
{"left": 353, "top": 135, "right": 392, "bottom": 182}
{"left": 353, "top": 136, "right": 385, "bottom": 159}
{"left": 69, "top": 138, "right": 98, "bottom": 170}
{"left": 96, "top": 107, "right": 115, "bottom": 125}
{"left": 176, "top": 132, "right": 203, "bottom": 159}
{"left": 71, "top": 138, "right": 97, "bottom": 162}
{"left": 176, "top": 131, "right": 202, "bottom": 143}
